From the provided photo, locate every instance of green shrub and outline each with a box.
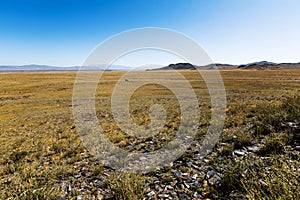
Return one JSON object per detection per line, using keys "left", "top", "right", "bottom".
{"left": 221, "top": 128, "right": 253, "bottom": 149}
{"left": 258, "top": 132, "right": 292, "bottom": 156}
{"left": 281, "top": 95, "right": 300, "bottom": 121}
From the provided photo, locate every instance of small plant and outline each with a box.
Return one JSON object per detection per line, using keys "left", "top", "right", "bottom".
{"left": 219, "top": 144, "right": 234, "bottom": 156}
{"left": 281, "top": 95, "right": 300, "bottom": 121}
{"left": 108, "top": 172, "right": 145, "bottom": 200}
{"left": 219, "top": 159, "right": 246, "bottom": 193}
{"left": 258, "top": 132, "right": 292, "bottom": 155}
{"left": 251, "top": 103, "right": 287, "bottom": 136}
{"left": 9, "top": 151, "right": 28, "bottom": 163}
{"left": 221, "top": 128, "right": 253, "bottom": 149}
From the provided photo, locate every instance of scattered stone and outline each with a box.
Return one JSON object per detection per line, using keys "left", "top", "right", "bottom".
{"left": 145, "top": 187, "right": 151, "bottom": 193}
{"left": 158, "top": 193, "right": 170, "bottom": 198}
{"left": 61, "top": 183, "right": 68, "bottom": 190}
{"left": 233, "top": 150, "right": 246, "bottom": 156}
{"left": 219, "top": 142, "right": 228, "bottom": 146}
{"left": 147, "top": 191, "right": 156, "bottom": 197}
{"left": 193, "top": 191, "right": 202, "bottom": 198}
{"left": 287, "top": 122, "right": 298, "bottom": 128}
{"left": 192, "top": 174, "right": 198, "bottom": 180}
{"left": 208, "top": 174, "right": 221, "bottom": 186}
{"left": 171, "top": 192, "right": 178, "bottom": 198}
{"left": 247, "top": 145, "right": 260, "bottom": 153}
{"left": 54, "top": 118, "right": 299, "bottom": 199}
{"left": 259, "top": 179, "right": 268, "bottom": 188}
{"left": 67, "top": 185, "right": 72, "bottom": 193}
{"left": 206, "top": 170, "right": 215, "bottom": 179}
{"left": 183, "top": 181, "right": 190, "bottom": 189}
{"left": 175, "top": 171, "right": 182, "bottom": 177}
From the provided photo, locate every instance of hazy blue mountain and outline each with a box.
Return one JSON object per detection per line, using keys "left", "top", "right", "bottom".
{"left": 0, "top": 64, "right": 131, "bottom": 72}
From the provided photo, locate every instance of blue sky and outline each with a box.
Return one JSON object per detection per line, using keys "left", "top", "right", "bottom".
{"left": 0, "top": 0, "right": 300, "bottom": 66}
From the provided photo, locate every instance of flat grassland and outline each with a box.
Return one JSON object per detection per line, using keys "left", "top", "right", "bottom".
{"left": 0, "top": 70, "right": 299, "bottom": 199}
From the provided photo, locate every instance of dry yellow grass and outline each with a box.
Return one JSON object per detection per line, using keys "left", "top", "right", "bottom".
{"left": 0, "top": 69, "right": 299, "bottom": 199}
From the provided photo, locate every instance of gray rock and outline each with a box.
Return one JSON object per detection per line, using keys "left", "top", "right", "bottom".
{"left": 206, "top": 170, "right": 215, "bottom": 179}
{"left": 192, "top": 174, "right": 198, "bottom": 180}
{"left": 259, "top": 179, "right": 268, "bottom": 187}
{"left": 60, "top": 183, "right": 68, "bottom": 190}
{"left": 287, "top": 122, "right": 298, "bottom": 128}
{"left": 193, "top": 191, "right": 202, "bottom": 198}
{"left": 147, "top": 191, "right": 156, "bottom": 197}
{"left": 233, "top": 150, "right": 246, "bottom": 156}
{"left": 171, "top": 192, "right": 178, "bottom": 198}
{"left": 158, "top": 193, "right": 170, "bottom": 198}
{"left": 219, "top": 142, "right": 229, "bottom": 146}
{"left": 208, "top": 174, "right": 221, "bottom": 186}
{"left": 175, "top": 171, "right": 182, "bottom": 177}
{"left": 68, "top": 185, "right": 72, "bottom": 192}
{"left": 183, "top": 181, "right": 190, "bottom": 189}
{"left": 165, "top": 185, "right": 173, "bottom": 190}
{"left": 247, "top": 145, "right": 260, "bottom": 153}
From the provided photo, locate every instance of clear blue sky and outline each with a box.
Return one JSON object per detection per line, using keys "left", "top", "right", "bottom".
{"left": 0, "top": 0, "right": 300, "bottom": 66}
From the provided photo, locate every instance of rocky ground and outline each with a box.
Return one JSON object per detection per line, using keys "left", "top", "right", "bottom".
{"left": 55, "top": 121, "right": 300, "bottom": 200}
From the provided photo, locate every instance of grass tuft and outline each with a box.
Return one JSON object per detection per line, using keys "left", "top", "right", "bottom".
{"left": 108, "top": 172, "right": 145, "bottom": 200}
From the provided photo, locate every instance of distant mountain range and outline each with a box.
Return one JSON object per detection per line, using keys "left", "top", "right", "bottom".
{"left": 0, "top": 64, "right": 131, "bottom": 72}
{"left": 150, "top": 61, "right": 300, "bottom": 70}
{"left": 0, "top": 61, "right": 300, "bottom": 72}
